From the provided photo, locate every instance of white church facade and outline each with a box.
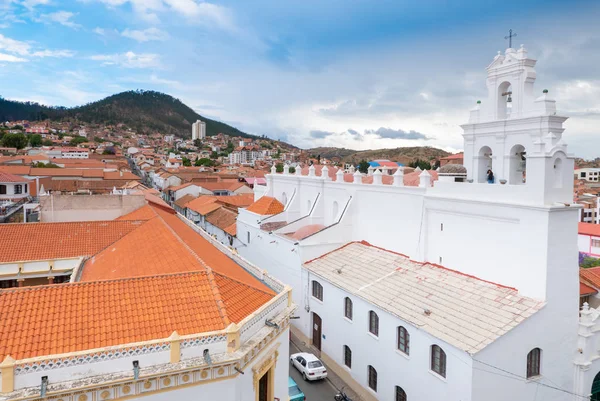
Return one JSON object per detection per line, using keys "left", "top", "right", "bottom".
{"left": 235, "top": 45, "right": 599, "bottom": 400}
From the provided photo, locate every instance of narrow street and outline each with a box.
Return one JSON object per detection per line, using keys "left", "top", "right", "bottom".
{"left": 289, "top": 341, "right": 339, "bottom": 401}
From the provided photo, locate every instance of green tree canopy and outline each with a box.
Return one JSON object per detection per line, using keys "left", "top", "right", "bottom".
{"left": 69, "top": 136, "right": 87, "bottom": 146}
{"left": 358, "top": 160, "right": 369, "bottom": 174}
{"left": 409, "top": 159, "right": 432, "bottom": 170}
{"left": 194, "top": 158, "right": 216, "bottom": 167}
{"left": 41, "top": 139, "right": 53, "bottom": 146}
{"left": 182, "top": 157, "right": 192, "bottom": 167}
{"left": 275, "top": 163, "right": 284, "bottom": 173}
{"left": 1, "top": 133, "right": 28, "bottom": 149}
{"left": 29, "top": 134, "right": 42, "bottom": 147}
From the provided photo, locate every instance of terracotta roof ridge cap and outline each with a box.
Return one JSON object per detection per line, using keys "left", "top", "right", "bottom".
{"left": 205, "top": 267, "right": 231, "bottom": 326}
{"left": 212, "top": 270, "right": 275, "bottom": 296}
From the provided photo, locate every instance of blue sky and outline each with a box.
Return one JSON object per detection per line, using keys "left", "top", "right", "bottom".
{"left": 0, "top": 0, "right": 599, "bottom": 157}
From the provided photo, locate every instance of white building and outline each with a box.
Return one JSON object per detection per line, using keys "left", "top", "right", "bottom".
{"left": 236, "top": 45, "right": 592, "bottom": 401}
{"left": 59, "top": 147, "right": 89, "bottom": 159}
{"left": 576, "top": 168, "right": 600, "bottom": 182}
{"left": 192, "top": 120, "right": 206, "bottom": 141}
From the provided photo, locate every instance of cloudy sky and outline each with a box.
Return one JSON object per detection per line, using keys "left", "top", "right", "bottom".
{"left": 0, "top": 0, "right": 599, "bottom": 157}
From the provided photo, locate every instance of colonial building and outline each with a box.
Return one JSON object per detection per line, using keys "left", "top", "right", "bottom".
{"left": 235, "top": 45, "right": 590, "bottom": 400}
{"left": 0, "top": 201, "right": 295, "bottom": 401}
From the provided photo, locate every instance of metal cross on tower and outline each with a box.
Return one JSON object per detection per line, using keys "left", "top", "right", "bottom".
{"left": 505, "top": 29, "right": 517, "bottom": 48}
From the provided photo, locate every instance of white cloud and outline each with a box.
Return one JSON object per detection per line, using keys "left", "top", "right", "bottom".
{"left": 0, "top": 33, "right": 30, "bottom": 55}
{"left": 121, "top": 27, "right": 168, "bottom": 42}
{"left": 93, "top": 27, "right": 106, "bottom": 36}
{"left": 30, "top": 49, "right": 75, "bottom": 58}
{"left": 90, "top": 51, "right": 160, "bottom": 68}
{"left": 0, "top": 52, "right": 26, "bottom": 62}
{"left": 41, "top": 11, "right": 82, "bottom": 29}
{"left": 21, "top": 0, "right": 50, "bottom": 10}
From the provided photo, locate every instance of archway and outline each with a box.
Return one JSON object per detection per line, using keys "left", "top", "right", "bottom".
{"left": 332, "top": 201, "right": 339, "bottom": 222}
{"left": 478, "top": 146, "right": 493, "bottom": 183}
{"left": 281, "top": 192, "right": 288, "bottom": 207}
{"left": 591, "top": 371, "right": 600, "bottom": 401}
{"left": 497, "top": 81, "right": 513, "bottom": 119}
{"left": 553, "top": 157, "right": 563, "bottom": 188}
{"left": 508, "top": 144, "right": 526, "bottom": 184}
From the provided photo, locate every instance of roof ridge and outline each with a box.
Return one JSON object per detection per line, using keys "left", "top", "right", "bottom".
{"left": 0, "top": 219, "right": 145, "bottom": 227}
{"left": 211, "top": 270, "right": 276, "bottom": 297}
{"left": 0, "top": 270, "right": 209, "bottom": 293}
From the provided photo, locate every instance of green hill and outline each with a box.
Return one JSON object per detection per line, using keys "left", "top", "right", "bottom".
{"left": 0, "top": 90, "right": 255, "bottom": 139}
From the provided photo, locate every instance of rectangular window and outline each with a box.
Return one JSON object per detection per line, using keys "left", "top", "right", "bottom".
{"left": 0, "top": 185, "right": 6, "bottom": 195}
{"left": 312, "top": 281, "right": 323, "bottom": 301}
{"left": 592, "top": 239, "right": 600, "bottom": 248}
{"left": 14, "top": 185, "right": 22, "bottom": 194}
{"left": 24, "top": 184, "right": 28, "bottom": 193}
{"left": 344, "top": 297, "right": 353, "bottom": 320}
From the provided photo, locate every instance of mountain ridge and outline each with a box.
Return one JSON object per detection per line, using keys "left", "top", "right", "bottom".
{"left": 0, "top": 90, "right": 258, "bottom": 140}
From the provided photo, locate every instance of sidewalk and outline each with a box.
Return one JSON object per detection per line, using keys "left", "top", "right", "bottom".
{"left": 290, "top": 331, "right": 363, "bottom": 401}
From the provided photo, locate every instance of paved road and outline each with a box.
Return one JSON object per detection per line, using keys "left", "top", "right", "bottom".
{"left": 289, "top": 341, "right": 338, "bottom": 401}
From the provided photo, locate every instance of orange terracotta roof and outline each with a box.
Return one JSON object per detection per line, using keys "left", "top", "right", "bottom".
{"left": 581, "top": 281, "right": 597, "bottom": 296}
{"left": 174, "top": 194, "right": 197, "bottom": 209}
{"left": 0, "top": 271, "right": 274, "bottom": 360}
{"left": 0, "top": 172, "right": 28, "bottom": 183}
{"left": 168, "top": 182, "right": 196, "bottom": 191}
{"left": 0, "top": 221, "right": 144, "bottom": 263}
{"left": 0, "top": 166, "right": 32, "bottom": 175}
{"left": 579, "top": 223, "right": 600, "bottom": 237}
{"left": 103, "top": 171, "right": 140, "bottom": 180}
{"left": 117, "top": 205, "right": 158, "bottom": 221}
{"left": 192, "top": 202, "right": 222, "bottom": 216}
{"left": 224, "top": 223, "right": 237, "bottom": 236}
{"left": 196, "top": 181, "right": 245, "bottom": 192}
{"left": 205, "top": 207, "right": 237, "bottom": 231}
{"left": 215, "top": 194, "right": 255, "bottom": 207}
{"left": 580, "top": 267, "right": 600, "bottom": 289}
{"left": 246, "top": 196, "right": 284, "bottom": 215}
{"left": 186, "top": 196, "right": 217, "bottom": 213}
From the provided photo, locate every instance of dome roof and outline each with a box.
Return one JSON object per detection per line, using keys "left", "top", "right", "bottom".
{"left": 438, "top": 164, "right": 467, "bottom": 174}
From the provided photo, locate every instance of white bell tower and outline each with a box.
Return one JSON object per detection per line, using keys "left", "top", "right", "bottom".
{"left": 461, "top": 44, "right": 574, "bottom": 205}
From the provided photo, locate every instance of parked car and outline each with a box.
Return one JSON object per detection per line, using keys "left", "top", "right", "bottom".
{"left": 290, "top": 352, "right": 328, "bottom": 381}
{"left": 289, "top": 376, "right": 305, "bottom": 401}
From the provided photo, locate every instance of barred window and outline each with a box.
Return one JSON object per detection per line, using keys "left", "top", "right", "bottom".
{"left": 369, "top": 311, "right": 379, "bottom": 336}
{"left": 431, "top": 345, "right": 446, "bottom": 378}
{"left": 397, "top": 326, "right": 410, "bottom": 355}
{"left": 344, "top": 297, "right": 353, "bottom": 320}
{"left": 368, "top": 365, "right": 377, "bottom": 392}
{"left": 527, "top": 348, "right": 541, "bottom": 378}
{"left": 312, "top": 281, "right": 323, "bottom": 301}
{"left": 343, "top": 345, "right": 352, "bottom": 368}
{"left": 395, "top": 386, "right": 407, "bottom": 401}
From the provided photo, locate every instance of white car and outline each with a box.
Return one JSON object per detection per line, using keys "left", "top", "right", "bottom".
{"left": 290, "top": 352, "right": 328, "bottom": 381}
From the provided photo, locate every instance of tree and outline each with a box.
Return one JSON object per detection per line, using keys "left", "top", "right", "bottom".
{"left": 29, "top": 134, "right": 42, "bottom": 147}
{"left": 409, "top": 159, "right": 432, "bottom": 170}
{"left": 194, "top": 158, "right": 215, "bottom": 167}
{"left": 102, "top": 146, "right": 116, "bottom": 155}
{"left": 94, "top": 136, "right": 106, "bottom": 143}
{"left": 581, "top": 253, "right": 600, "bottom": 268}
{"left": 210, "top": 151, "right": 218, "bottom": 159}
{"left": 289, "top": 166, "right": 296, "bottom": 174}
{"left": 42, "top": 139, "right": 53, "bottom": 146}
{"left": 182, "top": 157, "right": 192, "bottom": 167}
{"left": 69, "top": 136, "right": 87, "bottom": 146}
{"left": 1, "top": 133, "right": 28, "bottom": 149}
{"left": 193, "top": 139, "right": 202, "bottom": 148}
{"left": 358, "top": 160, "right": 370, "bottom": 174}
{"left": 276, "top": 163, "right": 284, "bottom": 173}
{"left": 226, "top": 141, "right": 234, "bottom": 154}
{"left": 33, "top": 161, "right": 60, "bottom": 168}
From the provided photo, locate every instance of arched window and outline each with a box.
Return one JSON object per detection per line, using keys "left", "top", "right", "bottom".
{"left": 332, "top": 201, "right": 339, "bottom": 221}
{"left": 368, "top": 311, "right": 379, "bottom": 336}
{"left": 397, "top": 326, "right": 410, "bottom": 355}
{"left": 312, "top": 280, "right": 323, "bottom": 301}
{"left": 344, "top": 297, "right": 353, "bottom": 320}
{"left": 478, "top": 146, "right": 493, "bottom": 183}
{"left": 343, "top": 345, "right": 352, "bottom": 368}
{"left": 431, "top": 345, "right": 446, "bottom": 377}
{"left": 527, "top": 348, "right": 541, "bottom": 378}
{"left": 395, "top": 386, "right": 407, "bottom": 401}
{"left": 281, "top": 192, "right": 288, "bottom": 206}
{"left": 553, "top": 158, "right": 563, "bottom": 188}
{"left": 497, "top": 81, "right": 513, "bottom": 119}
{"left": 509, "top": 144, "right": 527, "bottom": 184}
{"left": 368, "top": 365, "right": 377, "bottom": 392}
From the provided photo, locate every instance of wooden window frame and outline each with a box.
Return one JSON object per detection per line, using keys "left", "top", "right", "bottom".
{"left": 367, "top": 365, "right": 377, "bottom": 392}
{"left": 344, "top": 297, "right": 353, "bottom": 320}
{"left": 312, "top": 281, "right": 323, "bottom": 301}
{"left": 395, "top": 386, "right": 407, "bottom": 401}
{"left": 343, "top": 345, "right": 351, "bottom": 369}
{"left": 526, "top": 348, "right": 541, "bottom": 378}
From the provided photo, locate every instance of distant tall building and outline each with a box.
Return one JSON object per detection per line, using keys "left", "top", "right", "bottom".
{"left": 192, "top": 119, "right": 206, "bottom": 141}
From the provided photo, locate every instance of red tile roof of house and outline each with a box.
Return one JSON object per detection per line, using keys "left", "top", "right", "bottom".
{"left": 580, "top": 267, "right": 600, "bottom": 290}
{"left": 0, "top": 271, "right": 273, "bottom": 360}
{"left": 174, "top": 194, "right": 198, "bottom": 209}
{"left": 579, "top": 222, "right": 600, "bottom": 237}
{"left": 0, "top": 172, "right": 28, "bottom": 183}
{"left": 0, "top": 221, "right": 144, "bottom": 263}
{"left": 580, "top": 281, "right": 597, "bottom": 296}
{"left": 440, "top": 153, "right": 464, "bottom": 161}
{"left": 117, "top": 205, "right": 158, "bottom": 221}
{"left": 215, "top": 194, "right": 255, "bottom": 208}
{"left": 205, "top": 207, "right": 237, "bottom": 232}
{"left": 246, "top": 196, "right": 285, "bottom": 215}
